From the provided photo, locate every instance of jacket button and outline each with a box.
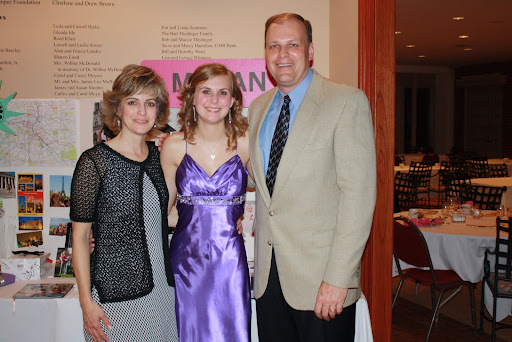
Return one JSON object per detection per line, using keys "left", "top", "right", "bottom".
{"left": 269, "top": 211, "right": 275, "bottom": 216}
{"left": 267, "top": 241, "right": 272, "bottom": 245}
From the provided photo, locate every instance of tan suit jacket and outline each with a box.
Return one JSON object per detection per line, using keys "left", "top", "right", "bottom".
{"left": 248, "top": 70, "right": 376, "bottom": 310}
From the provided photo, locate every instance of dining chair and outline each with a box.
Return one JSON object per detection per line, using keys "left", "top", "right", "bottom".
{"left": 445, "top": 171, "right": 472, "bottom": 200}
{"left": 489, "top": 163, "right": 509, "bottom": 178}
{"left": 428, "top": 160, "right": 450, "bottom": 207}
{"left": 394, "top": 172, "right": 419, "bottom": 212}
{"left": 461, "top": 185, "right": 506, "bottom": 210}
{"left": 480, "top": 217, "right": 512, "bottom": 341}
{"left": 468, "top": 159, "right": 490, "bottom": 178}
{"left": 408, "top": 161, "right": 433, "bottom": 208}
{"left": 393, "top": 217, "right": 477, "bottom": 341}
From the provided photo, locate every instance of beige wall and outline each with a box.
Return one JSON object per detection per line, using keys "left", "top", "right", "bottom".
{"left": 329, "top": 0, "right": 359, "bottom": 87}
{"left": 0, "top": 1, "right": 331, "bottom": 99}
{"left": 0, "top": 1, "right": 362, "bottom": 260}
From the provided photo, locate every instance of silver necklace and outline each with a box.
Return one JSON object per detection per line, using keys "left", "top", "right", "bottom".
{"left": 198, "top": 133, "right": 223, "bottom": 160}
{"left": 204, "top": 141, "right": 221, "bottom": 160}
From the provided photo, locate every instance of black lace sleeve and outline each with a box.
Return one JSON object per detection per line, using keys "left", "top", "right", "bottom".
{"left": 70, "top": 150, "right": 102, "bottom": 222}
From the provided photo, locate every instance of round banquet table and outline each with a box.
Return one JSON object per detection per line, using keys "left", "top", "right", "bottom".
{"left": 394, "top": 210, "right": 512, "bottom": 322}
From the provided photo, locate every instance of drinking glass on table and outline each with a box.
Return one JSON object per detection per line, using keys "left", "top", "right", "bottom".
{"left": 497, "top": 204, "right": 507, "bottom": 217}
{"left": 448, "top": 196, "right": 461, "bottom": 213}
{"left": 441, "top": 204, "right": 450, "bottom": 217}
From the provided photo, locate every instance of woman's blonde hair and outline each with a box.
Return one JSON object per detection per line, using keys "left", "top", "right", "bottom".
{"left": 177, "top": 63, "right": 247, "bottom": 150}
{"left": 101, "top": 64, "right": 170, "bottom": 138}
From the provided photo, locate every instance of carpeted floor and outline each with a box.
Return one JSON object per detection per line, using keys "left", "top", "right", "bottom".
{"left": 392, "top": 277, "right": 512, "bottom": 341}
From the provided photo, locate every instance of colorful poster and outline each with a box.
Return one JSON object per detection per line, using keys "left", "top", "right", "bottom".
{"left": 17, "top": 173, "right": 44, "bottom": 216}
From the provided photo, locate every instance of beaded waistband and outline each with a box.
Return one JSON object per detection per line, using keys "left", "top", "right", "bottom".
{"left": 176, "top": 194, "right": 246, "bottom": 206}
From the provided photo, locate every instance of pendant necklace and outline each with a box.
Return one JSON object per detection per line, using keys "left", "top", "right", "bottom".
{"left": 204, "top": 140, "right": 221, "bottom": 160}
{"left": 198, "top": 133, "right": 223, "bottom": 161}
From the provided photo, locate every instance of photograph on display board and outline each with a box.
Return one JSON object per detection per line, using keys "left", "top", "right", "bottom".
{"left": 17, "top": 173, "right": 44, "bottom": 216}
{"left": 19, "top": 216, "right": 43, "bottom": 230}
{"left": 18, "top": 193, "right": 43, "bottom": 216}
{"left": 0, "top": 171, "right": 16, "bottom": 198}
{"left": 55, "top": 247, "right": 74, "bottom": 277}
{"left": 16, "top": 230, "right": 43, "bottom": 247}
{"left": 242, "top": 201, "right": 255, "bottom": 236}
{"left": 49, "top": 175, "right": 71, "bottom": 207}
{"left": 49, "top": 217, "right": 71, "bottom": 236}
{"left": 92, "top": 101, "right": 116, "bottom": 145}
{"left": 18, "top": 195, "right": 26, "bottom": 213}
{"left": 13, "top": 283, "right": 74, "bottom": 299}
{"left": 34, "top": 174, "right": 43, "bottom": 191}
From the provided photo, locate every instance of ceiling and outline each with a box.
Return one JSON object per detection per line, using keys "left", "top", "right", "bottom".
{"left": 395, "top": 0, "right": 512, "bottom": 67}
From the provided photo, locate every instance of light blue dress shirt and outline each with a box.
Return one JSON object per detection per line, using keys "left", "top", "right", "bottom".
{"left": 259, "top": 69, "right": 314, "bottom": 175}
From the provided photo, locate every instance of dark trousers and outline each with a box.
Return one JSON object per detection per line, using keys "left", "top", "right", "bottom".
{"left": 256, "top": 251, "right": 356, "bottom": 342}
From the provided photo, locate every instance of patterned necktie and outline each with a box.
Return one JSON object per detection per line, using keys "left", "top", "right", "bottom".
{"left": 266, "top": 95, "right": 291, "bottom": 197}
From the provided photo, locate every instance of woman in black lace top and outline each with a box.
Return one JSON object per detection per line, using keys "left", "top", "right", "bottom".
{"left": 71, "top": 65, "right": 178, "bottom": 342}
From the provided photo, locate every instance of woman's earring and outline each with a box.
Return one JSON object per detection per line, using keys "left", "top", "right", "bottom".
{"left": 193, "top": 105, "right": 197, "bottom": 122}
{"left": 117, "top": 118, "right": 120, "bottom": 127}
{"left": 228, "top": 109, "right": 232, "bottom": 124}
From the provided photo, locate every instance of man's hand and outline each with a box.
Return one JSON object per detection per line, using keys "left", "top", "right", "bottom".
{"left": 313, "top": 281, "right": 348, "bottom": 321}
{"left": 157, "top": 133, "right": 171, "bottom": 152}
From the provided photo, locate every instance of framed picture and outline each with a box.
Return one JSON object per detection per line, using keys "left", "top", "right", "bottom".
{"left": 55, "top": 247, "right": 74, "bottom": 277}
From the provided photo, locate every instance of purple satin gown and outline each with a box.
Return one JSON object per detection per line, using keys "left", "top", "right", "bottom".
{"left": 170, "top": 153, "right": 251, "bottom": 342}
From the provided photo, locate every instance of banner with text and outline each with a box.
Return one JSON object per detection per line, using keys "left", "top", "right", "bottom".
{"left": 141, "top": 59, "right": 275, "bottom": 108}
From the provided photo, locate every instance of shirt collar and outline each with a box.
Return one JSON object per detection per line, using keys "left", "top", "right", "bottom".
{"left": 277, "top": 68, "right": 314, "bottom": 106}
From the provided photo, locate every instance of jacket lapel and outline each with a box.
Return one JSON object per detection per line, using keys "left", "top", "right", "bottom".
{"left": 252, "top": 88, "right": 278, "bottom": 206}
{"left": 270, "top": 72, "right": 324, "bottom": 200}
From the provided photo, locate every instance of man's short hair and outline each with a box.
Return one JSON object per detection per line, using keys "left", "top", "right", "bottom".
{"left": 264, "top": 13, "right": 312, "bottom": 46}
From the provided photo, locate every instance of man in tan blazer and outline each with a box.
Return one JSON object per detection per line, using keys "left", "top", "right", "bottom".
{"left": 249, "top": 13, "right": 376, "bottom": 341}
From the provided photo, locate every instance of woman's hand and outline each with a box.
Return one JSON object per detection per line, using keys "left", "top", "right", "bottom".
{"left": 236, "top": 217, "right": 245, "bottom": 236}
{"left": 81, "top": 299, "right": 112, "bottom": 342}
{"left": 157, "top": 133, "right": 171, "bottom": 152}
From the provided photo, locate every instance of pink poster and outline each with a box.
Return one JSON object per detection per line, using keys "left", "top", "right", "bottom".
{"left": 141, "top": 59, "right": 274, "bottom": 108}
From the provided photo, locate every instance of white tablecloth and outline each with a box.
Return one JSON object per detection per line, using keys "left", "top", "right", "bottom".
{"left": 0, "top": 278, "right": 83, "bottom": 342}
{"left": 394, "top": 211, "right": 512, "bottom": 322}
{"left": 471, "top": 177, "right": 512, "bottom": 209}
{"left": 0, "top": 278, "right": 373, "bottom": 342}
